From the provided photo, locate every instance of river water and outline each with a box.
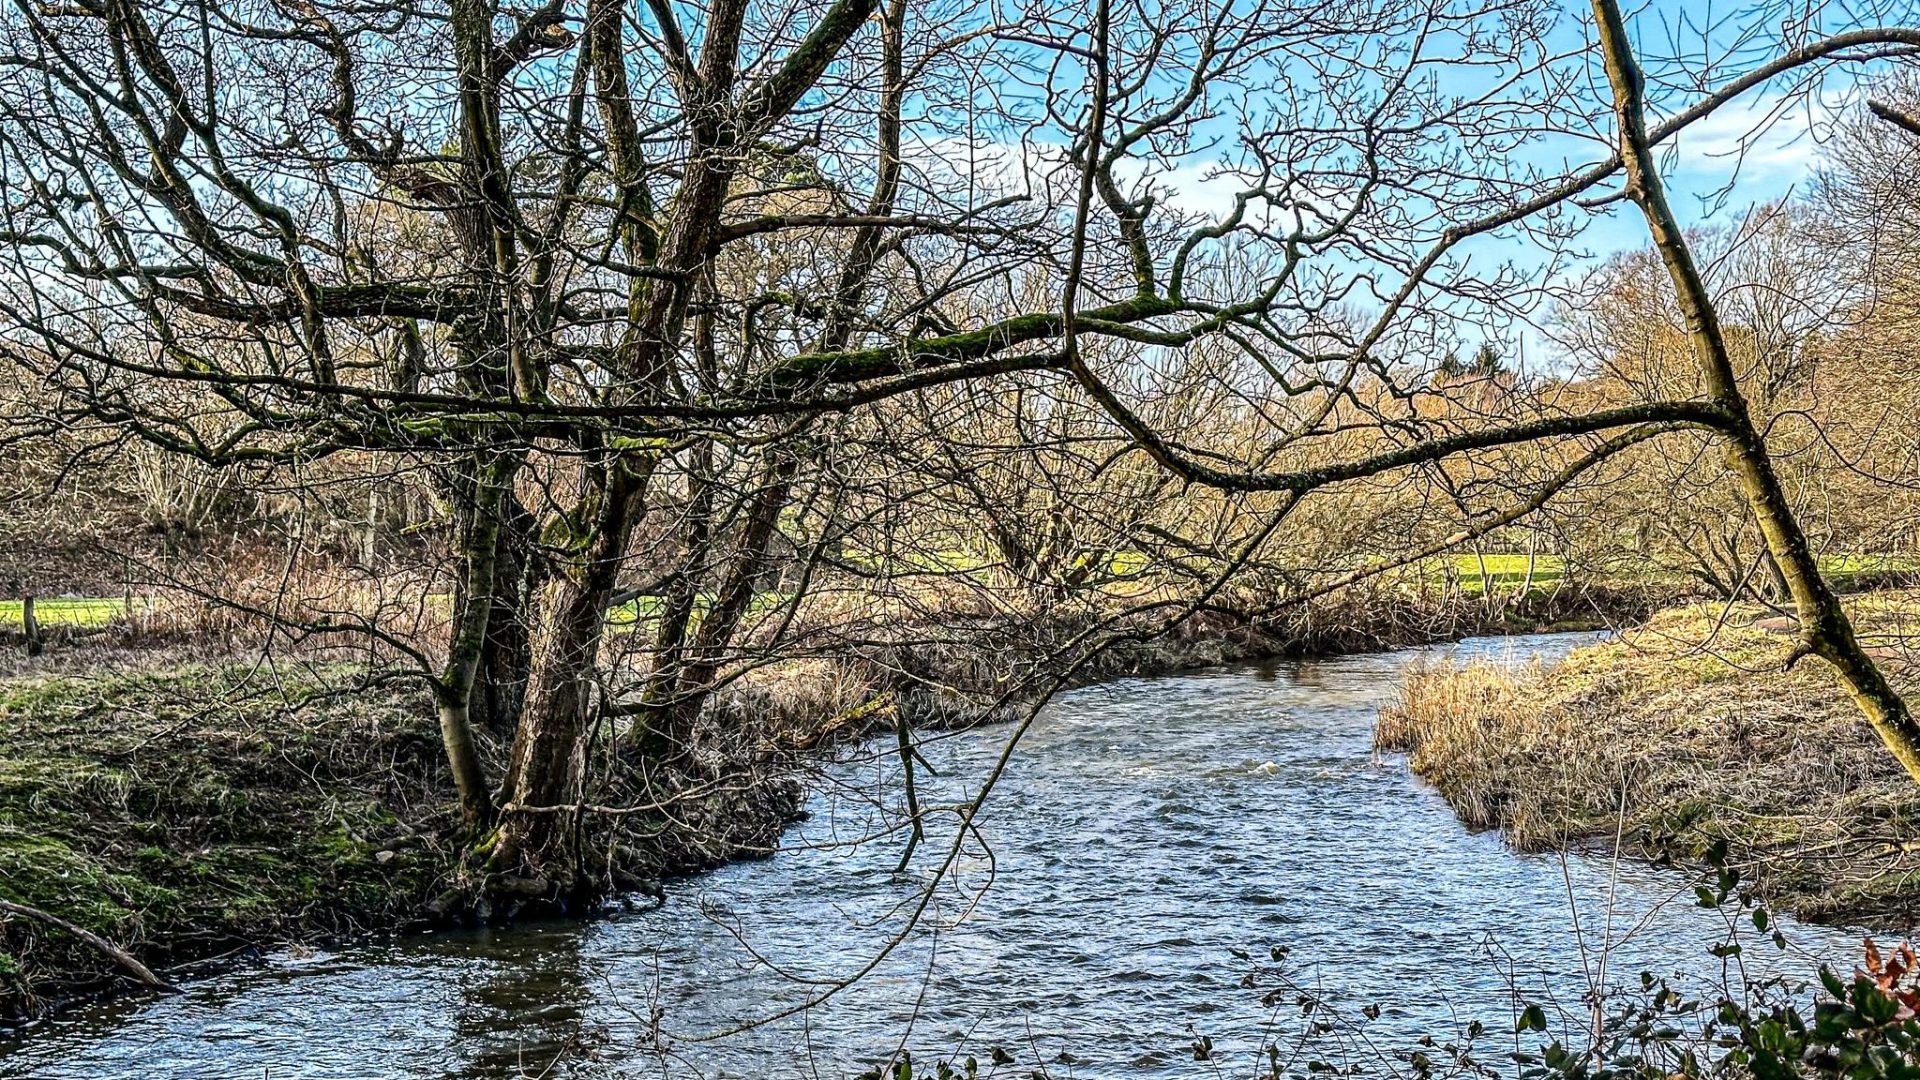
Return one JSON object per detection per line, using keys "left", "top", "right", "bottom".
{"left": 0, "top": 633, "right": 1865, "bottom": 1079}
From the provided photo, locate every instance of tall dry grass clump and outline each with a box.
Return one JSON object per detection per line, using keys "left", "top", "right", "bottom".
{"left": 1375, "top": 596, "right": 1920, "bottom": 924}
{"left": 1377, "top": 660, "right": 1535, "bottom": 830}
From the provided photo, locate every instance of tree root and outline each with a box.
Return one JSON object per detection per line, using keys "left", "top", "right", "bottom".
{"left": 0, "top": 899, "right": 175, "bottom": 992}
{"left": 423, "top": 870, "right": 554, "bottom": 924}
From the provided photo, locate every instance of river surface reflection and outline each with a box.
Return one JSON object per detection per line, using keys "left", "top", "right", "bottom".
{"left": 0, "top": 634, "right": 1863, "bottom": 1078}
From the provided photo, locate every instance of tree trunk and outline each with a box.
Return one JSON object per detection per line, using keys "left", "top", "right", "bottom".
{"left": 474, "top": 492, "right": 539, "bottom": 737}
{"left": 437, "top": 451, "right": 518, "bottom": 829}
{"left": 635, "top": 443, "right": 718, "bottom": 744}
{"left": 1594, "top": 0, "right": 1920, "bottom": 781}
{"left": 1757, "top": 546, "right": 1793, "bottom": 605}
{"left": 1721, "top": 423, "right": 1920, "bottom": 777}
{"left": 659, "top": 456, "right": 798, "bottom": 747}
{"left": 434, "top": 688, "right": 491, "bottom": 832}
{"left": 495, "top": 575, "right": 604, "bottom": 894}
{"left": 494, "top": 460, "right": 648, "bottom": 897}
{"left": 21, "top": 595, "right": 40, "bottom": 658}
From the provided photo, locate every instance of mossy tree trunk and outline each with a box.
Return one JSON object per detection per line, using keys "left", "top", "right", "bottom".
{"left": 1593, "top": 0, "right": 1920, "bottom": 782}
{"left": 474, "top": 492, "right": 540, "bottom": 738}
{"left": 494, "top": 455, "right": 650, "bottom": 897}
{"left": 436, "top": 452, "right": 520, "bottom": 830}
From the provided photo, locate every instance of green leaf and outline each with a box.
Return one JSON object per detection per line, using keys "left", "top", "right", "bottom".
{"left": 1857, "top": 984, "right": 1901, "bottom": 1026}
{"left": 1821, "top": 967, "right": 1851, "bottom": 1001}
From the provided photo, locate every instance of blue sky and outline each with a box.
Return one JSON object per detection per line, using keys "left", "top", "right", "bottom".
{"left": 1536, "top": 0, "right": 1904, "bottom": 249}
{"left": 1136, "top": 0, "right": 1875, "bottom": 275}
{"left": 903, "top": 0, "right": 1903, "bottom": 370}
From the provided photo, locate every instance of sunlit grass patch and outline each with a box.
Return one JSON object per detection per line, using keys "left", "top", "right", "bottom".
{"left": 1441, "top": 552, "right": 1565, "bottom": 586}
{"left": 1386, "top": 552, "right": 1568, "bottom": 594}
{"left": 0, "top": 598, "right": 128, "bottom": 628}
{"left": 604, "top": 594, "right": 664, "bottom": 628}
{"left": 1823, "top": 553, "right": 1920, "bottom": 573}
{"left": 1396, "top": 550, "right": 1913, "bottom": 598}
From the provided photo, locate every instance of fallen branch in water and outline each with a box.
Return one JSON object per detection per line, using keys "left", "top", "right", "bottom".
{"left": 0, "top": 899, "right": 175, "bottom": 992}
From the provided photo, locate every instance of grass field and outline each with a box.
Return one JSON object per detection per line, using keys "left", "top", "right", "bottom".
{"left": 1430, "top": 552, "right": 1565, "bottom": 588}
{"left": 5, "top": 551, "right": 1913, "bottom": 632}
{"left": 0, "top": 598, "right": 129, "bottom": 628}
{"left": 1415, "top": 552, "right": 1916, "bottom": 595}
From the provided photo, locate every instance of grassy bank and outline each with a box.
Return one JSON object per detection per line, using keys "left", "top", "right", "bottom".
{"left": 0, "top": 660, "right": 810, "bottom": 1022}
{"left": 1376, "top": 592, "right": 1920, "bottom": 925}
{"left": 0, "top": 666, "right": 453, "bottom": 1017}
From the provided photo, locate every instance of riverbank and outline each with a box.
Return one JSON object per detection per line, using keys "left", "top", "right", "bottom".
{"left": 0, "top": 580, "right": 1665, "bottom": 1023}
{"left": 1376, "top": 591, "right": 1920, "bottom": 927}
{"left": 0, "top": 658, "right": 819, "bottom": 1023}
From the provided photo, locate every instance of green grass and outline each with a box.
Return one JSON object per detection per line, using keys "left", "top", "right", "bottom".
{"left": 7, "top": 551, "right": 1909, "bottom": 636}
{"left": 1393, "top": 553, "right": 1567, "bottom": 595}
{"left": 605, "top": 590, "right": 802, "bottom": 634}
{"left": 1821, "top": 554, "right": 1920, "bottom": 589}
{"left": 604, "top": 595, "right": 665, "bottom": 627}
{"left": 1408, "top": 551, "right": 1917, "bottom": 597}
{"left": 1439, "top": 552, "right": 1566, "bottom": 586}
{"left": 0, "top": 666, "right": 449, "bottom": 1014}
{"left": 1823, "top": 554, "right": 1920, "bottom": 573}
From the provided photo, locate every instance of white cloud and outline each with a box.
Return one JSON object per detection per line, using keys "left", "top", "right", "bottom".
{"left": 1660, "top": 91, "right": 1830, "bottom": 185}
{"left": 909, "top": 133, "right": 1358, "bottom": 237}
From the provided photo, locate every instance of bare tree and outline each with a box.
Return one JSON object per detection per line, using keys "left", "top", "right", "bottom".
{"left": 3, "top": 0, "right": 1919, "bottom": 907}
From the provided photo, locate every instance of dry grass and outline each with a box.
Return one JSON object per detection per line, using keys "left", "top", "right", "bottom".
{"left": 1376, "top": 594, "right": 1920, "bottom": 925}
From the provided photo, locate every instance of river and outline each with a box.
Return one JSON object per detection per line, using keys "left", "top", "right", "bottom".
{"left": 0, "top": 633, "right": 1864, "bottom": 1079}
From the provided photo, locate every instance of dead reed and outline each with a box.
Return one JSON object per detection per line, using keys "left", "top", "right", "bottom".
{"left": 1376, "top": 595, "right": 1920, "bottom": 925}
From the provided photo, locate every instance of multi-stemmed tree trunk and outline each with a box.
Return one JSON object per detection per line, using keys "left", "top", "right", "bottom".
{"left": 482, "top": 0, "right": 894, "bottom": 894}
{"left": 479, "top": 0, "right": 914, "bottom": 896}
{"left": 496, "top": 452, "right": 652, "bottom": 893}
